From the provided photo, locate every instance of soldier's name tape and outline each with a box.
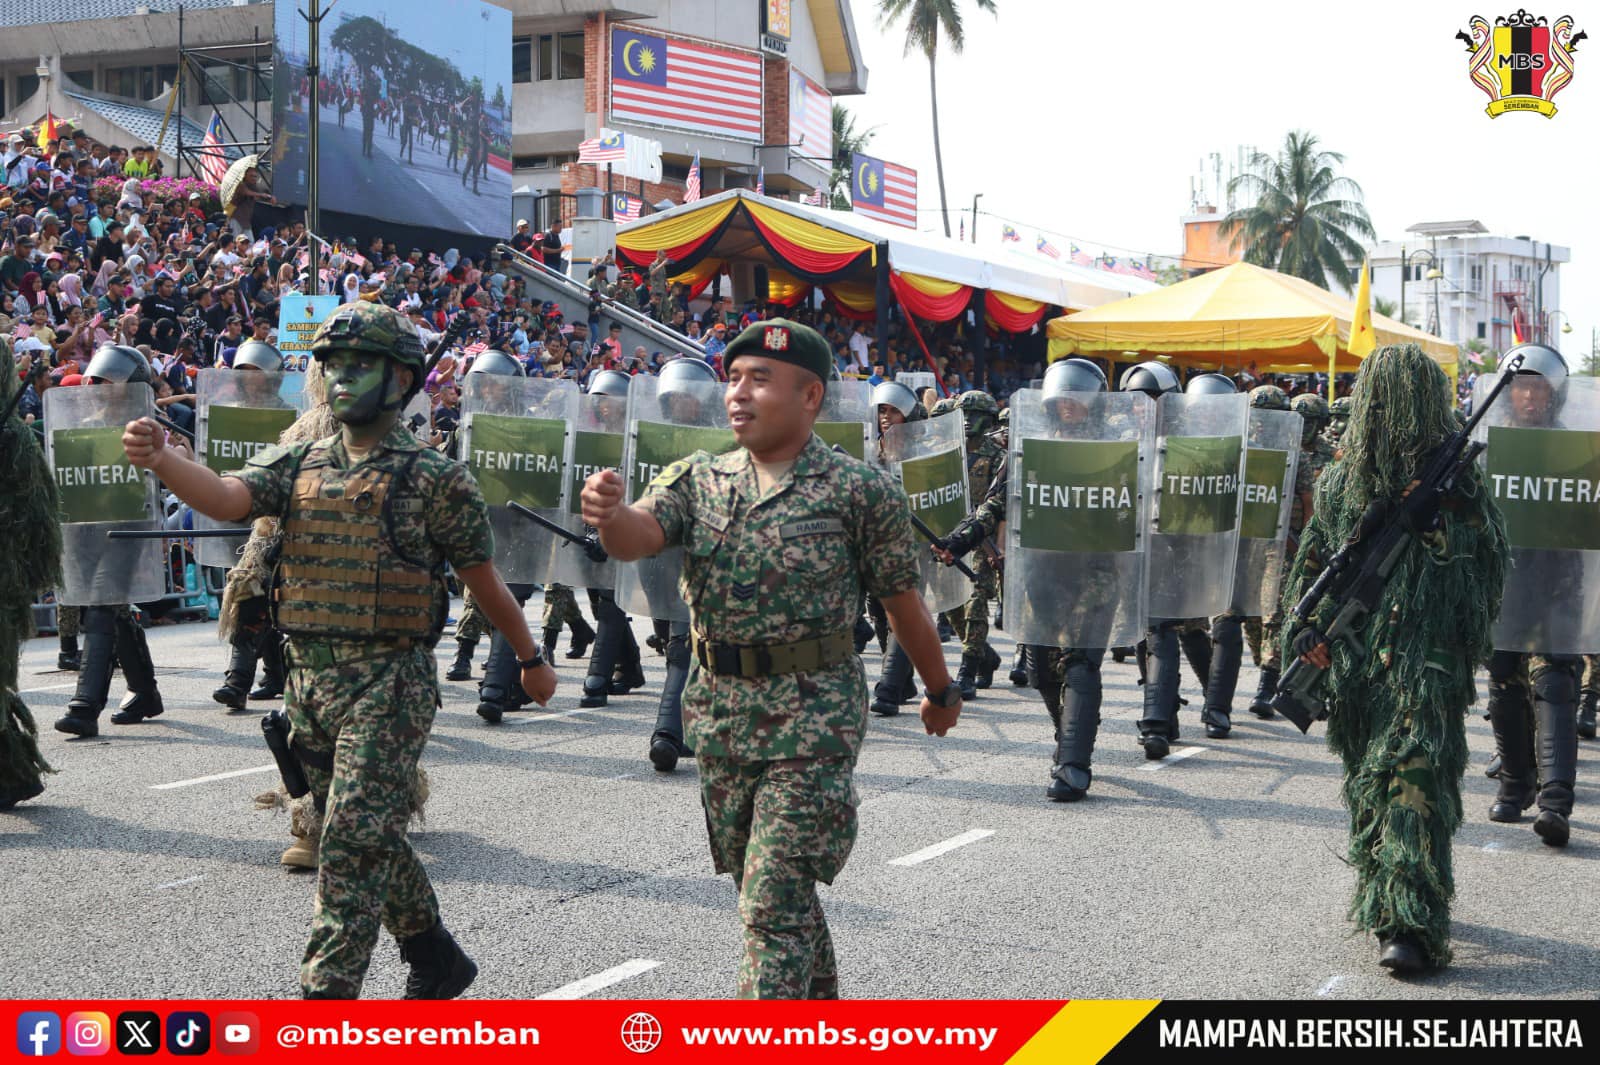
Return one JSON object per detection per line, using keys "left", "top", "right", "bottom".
{"left": 55, "top": 462, "right": 143, "bottom": 486}
{"left": 1162, "top": 472, "right": 1239, "bottom": 496}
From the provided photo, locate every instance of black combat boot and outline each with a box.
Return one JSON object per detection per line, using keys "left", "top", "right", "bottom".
{"left": 649, "top": 631, "right": 693, "bottom": 772}
{"left": 1048, "top": 651, "right": 1103, "bottom": 802}
{"left": 975, "top": 644, "right": 1000, "bottom": 690}
{"left": 1009, "top": 645, "right": 1028, "bottom": 687}
{"left": 610, "top": 656, "right": 647, "bottom": 696}
{"left": 871, "top": 637, "right": 914, "bottom": 717}
{"left": 956, "top": 655, "right": 979, "bottom": 701}
{"left": 1377, "top": 933, "right": 1427, "bottom": 975}
{"left": 1579, "top": 689, "right": 1598, "bottom": 741}
{"left": 110, "top": 612, "right": 162, "bottom": 724}
{"left": 1532, "top": 671, "right": 1578, "bottom": 848}
{"left": 1138, "top": 623, "right": 1179, "bottom": 760}
{"left": 398, "top": 922, "right": 478, "bottom": 999}
{"left": 540, "top": 625, "right": 559, "bottom": 662}
{"left": 251, "top": 630, "right": 285, "bottom": 699}
{"left": 444, "top": 637, "right": 477, "bottom": 681}
{"left": 565, "top": 616, "right": 595, "bottom": 660}
{"left": 853, "top": 615, "right": 874, "bottom": 655}
{"left": 580, "top": 596, "right": 629, "bottom": 708}
{"left": 1201, "top": 615, "right": 1243, "bottom": 740}
{"left": 1247, "top": 666, "right": 1279, "bottom": 719}
{"left": 57, "top": 632, "right": 79, "bottom": 671}
{"left": 1485, "top": 669, "right": 1537, "bottom": 824}
{"left": 475, "top": 631, "right": 519, "bottom": 724}
{"left": 937, "top": 615, "right": 955, "bottom": 642}
{"left": 56, "top": 608, "right": 116, "bottom": 737}
{"left": 646, "top": 618, "right": 670, "bottom": 656}
{"left": 212, "top": 640, "right": 256, "bottom": 711}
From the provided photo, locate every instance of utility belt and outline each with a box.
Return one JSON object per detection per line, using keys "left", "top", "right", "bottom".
{"left": 286, "top": 635, "right": 419, "bottom": 670}
{"left": 692, "top": 631, "right": 854, "bottom": 679}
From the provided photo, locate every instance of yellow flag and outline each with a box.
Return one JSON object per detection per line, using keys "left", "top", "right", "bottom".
{"left": 1349, "top": 259, "right": 1376, "bottom": 359}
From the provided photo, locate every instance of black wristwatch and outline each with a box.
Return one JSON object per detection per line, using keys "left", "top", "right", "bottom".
{"left": 518, "top": 649, "right": 546, "bottom": 670}
{"left": 927, "top": 682, "right": 962, "bottom": 709}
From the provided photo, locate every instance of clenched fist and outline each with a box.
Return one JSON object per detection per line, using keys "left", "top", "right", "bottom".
{"left": 581, "top": 468, "right": 627, "bottom": 529}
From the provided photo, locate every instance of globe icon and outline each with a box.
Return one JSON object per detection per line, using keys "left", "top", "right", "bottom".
{"left": 620, "top": 1011, "right": 663, "bottom": 1054}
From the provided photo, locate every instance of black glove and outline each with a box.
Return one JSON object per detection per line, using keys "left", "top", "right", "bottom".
{"left": 581, "top": 531, "right": 609, "bottom": 565}
{"left": 938, "top": 521, "right": 983, "bottom": 562}
{"left": 1290, "top": 625, "right": 1329, "bottom": 659}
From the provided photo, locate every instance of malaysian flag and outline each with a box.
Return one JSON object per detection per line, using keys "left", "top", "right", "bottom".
{"left": 802, "top": 188, "right": 824, "bottom": 206}
{"left": 850, "top": 153, "right": 916, "bottom": 228}
{"left": 1105, "top": 256, "right": 1135, "bottom": 276}
{"left": 578, "top": 128, "right": 627, "bottom": 164}
{"left": 199, "top": 112, "right": 228, "bottom": 187}
{"left": 1002, "top": 225, "right": 1021, "bottom": 243}
{"left": 684, "top": 151, "right": 701, "bottom": 203}
{"left": 463, "top": 341, "right": 489, "bottom": 357}
{"left": 755, "top": 166, "right": 764, "bottom": 196}
{"left": 1036, "top": 235, "right": 1062, "bottom": 260}
{"left": 612, "top": 192, "right": 642, "bottom": 222}
{"left": 1069, "top": 243, "right": 1094, "bottom": 268}
{"left": 789, "top": 69, "right": 832, "bottom": 160}
{"left": 1130, "top": 258, "right": 1157, "bottom": 281}
{"left": 610, "top": 30, "right": 763, "bottom": 142}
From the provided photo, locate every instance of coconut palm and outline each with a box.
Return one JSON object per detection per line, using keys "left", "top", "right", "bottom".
{"left": 877, "top": 0, "right": 997, "bottom": 237}
{"left": 1220, "top": 131, "right": 1375, "bottom": 292}
{"left": 829, "top": 104, "right": 877, "bottom": 210}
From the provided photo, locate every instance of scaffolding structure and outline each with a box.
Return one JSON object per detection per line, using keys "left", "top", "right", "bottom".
{"left": 172, "top": 3, "right": 274, "bottom": 180}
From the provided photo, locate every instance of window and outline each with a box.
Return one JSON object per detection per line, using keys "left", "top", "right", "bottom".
{"left": 537, "top": 36, "right": 555, "bottom": 82}
{"left": 107, "top": 63, "right": 179, "bottom": 101}
{"left": 513, "top": 37, "right": 532, "bottom": 84}
{"left": 663, "top": 163, "right": 690, "bottom": 183}
{"left": 1469, "top": 262, "right": 1483, "bottom": 284}
{"left": 66, "top": 69, "right": 95, "bottom": 91}
{"left": 15, "top": 73, "right": 40, "bottom": 105}
{"left": 1477, "top": 321, "right": 1487, "bottom": 339}
{"left": 558, "top": 32, "right": 585, "bottom": 80}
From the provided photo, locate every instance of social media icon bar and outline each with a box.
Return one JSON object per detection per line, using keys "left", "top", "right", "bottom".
{"left": 65, "top": 1012, "right": 110, "bottom": 1057}
{"left": 165, "top": 1013, "right": 211, "bottom": 1057}
{"left": 15, "top": 1012, "right": 61, "bottom": 1058}
{"left": 115, "top": 1012, "right": 161, "bottom": 1056}
{"left": 217, "top": 1012, "right": 259, "bottom": 1056}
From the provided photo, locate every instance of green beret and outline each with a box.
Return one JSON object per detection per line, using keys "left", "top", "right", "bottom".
{"left": 723, "top": 318, "right": 832, "bottom": 384}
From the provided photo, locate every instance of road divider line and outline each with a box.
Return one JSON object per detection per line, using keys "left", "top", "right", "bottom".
{"left": 156, "top": 875, "right": 206, "bottom": 890}
{"left": 151, "top": 765, "right": 276, "bottom": 790}
{"left": 1316, "top": 974, "right": 1348, "bottom": 997}
{"left": 537, "top": 959, "right": 661, "bottom": 1000}
{"left": 19, "top": 683, "right": 74, "bottom": 694}
{"left": 888, "top": 829, "right": 996, "bottom": 867}
{"left": 1141, "top": 746, "right": 1209, "bottom": 771}
{"left": 510, "top": 707, "right": 602, "bottom": 725}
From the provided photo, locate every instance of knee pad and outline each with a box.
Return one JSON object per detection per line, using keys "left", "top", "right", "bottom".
{"left": 1532, "top": 659, "right": 1579, "bottom": 707}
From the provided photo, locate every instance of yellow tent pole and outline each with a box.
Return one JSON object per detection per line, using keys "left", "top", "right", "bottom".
{"left": 156, "top": 65, "right": 183, "bottom": 166}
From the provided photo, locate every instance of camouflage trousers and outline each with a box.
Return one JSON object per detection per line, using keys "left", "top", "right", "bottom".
{"left": 698, "top": 755, "right": 858, "bottom": 999}
{"left": 1244, "top": 613, "right": 1277, "bottom": 669}
{"left": 286, "top": 640, "right": 440, "bottom": 998}
{"left": 56, "top": 604, "right": 79, "bottom": 641}
{"left": 453, "top": 589, "right": 490, "bottom": 643}
{"left": 944, "top": 558, "right": 999, "bottom": 658}
{"left": 1584, "top": 655, "right": 1600, "bottom": 697}
{"left": 541, "top": 583, "right": 591, "bottom": 635}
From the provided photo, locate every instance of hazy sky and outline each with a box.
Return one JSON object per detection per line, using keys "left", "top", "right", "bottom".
{"left": 844, "top": 0, "right": 1598, "bottom": 362}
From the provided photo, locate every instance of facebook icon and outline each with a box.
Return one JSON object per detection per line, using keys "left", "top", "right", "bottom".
{"left": 16, "top": 1012, "right": 61, "bottom": 1057}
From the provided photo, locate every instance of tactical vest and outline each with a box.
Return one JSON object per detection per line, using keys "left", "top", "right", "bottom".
{"left": 273, "top": 452, "right": 443, "bottom": 640}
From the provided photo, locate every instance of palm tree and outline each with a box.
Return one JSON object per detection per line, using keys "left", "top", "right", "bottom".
{"left": 1220, "top": 131, "right": 1375, "bottom": 292}
{"left": 829, "top": 103, "right": 877, "bottom": 210}
{"left": 877, "top": 0, "right": 997, "bottom": 238}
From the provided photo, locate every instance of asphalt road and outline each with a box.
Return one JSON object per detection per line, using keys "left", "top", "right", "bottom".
{"left": 4, "top": 596, "right": 1597, "bottom": 1001}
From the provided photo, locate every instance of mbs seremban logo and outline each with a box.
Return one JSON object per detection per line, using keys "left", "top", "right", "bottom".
{"left": 1457, "top": 9, "right": 1585, "bottom": 116}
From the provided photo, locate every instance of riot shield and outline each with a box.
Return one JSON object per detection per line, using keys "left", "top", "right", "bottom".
{"left": 1474, "top": 373, "right": 1600, "bottom": 653}
{"left": 815, "top": 379, "right": 876, "bottom": 461}
{"left": 459, "top": 375, "right": 578, "bottom": 585}
{"left": 1004, "top": 389, "right": 1155, "bottom": 650}
{"left": 1229, "top": 407, "right": 1300, "bottom": 617}
{"left": 44, "top": 384, "right": 167, "bottom": 606}
{"left": 193, "top": 369, "right": 306, "bottom": 567}
{"left": 615, "top": 374, "right": 736, "bottom": 622}
{"left": 882, "top": 412, "right": 971, "bottom": 615}
{"left": 548, "top": 389, "right": 628, "bottom": 591}
{"left": 1145, "top": 393, "right": 1249, "bottom": 619}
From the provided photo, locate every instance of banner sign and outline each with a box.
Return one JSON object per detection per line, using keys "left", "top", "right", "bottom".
{"left": 52, "top": 427, "right": 148, "bottom": 524}
{"left": 202, "top": 406, "right": 299, "bottom": 474}
{"left": 1486, "top": 426, "right": 1600, "bottom": 551}
{"left": 1018, "top": 439, "right": 1140, "bottom": 553}
{"left": 1157, "top": 435, "right": 1242, "bottom": 535}
{"left": 277, "top": 295, "right": 342, "bottom": 371}
{"left": 464, "top": 415, "right": 566, "bottom": 509}
{"left": 899, "top": 447, "right": 967, "bottom": 535}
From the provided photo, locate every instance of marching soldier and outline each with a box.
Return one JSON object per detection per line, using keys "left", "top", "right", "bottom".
{"left": 583, "top": 318, "right": 960, "bottom": 998}
{"left": 930, "top": 391, "right": 1004, "bottom": 698}
{"left": 1322, "top": 394, "right": 1351, "bottom": 451}
{"left": 868, "top": 380, "right": 926, "bottom": 717}
{"left": 121, "top": 302, "right": 557, "bottom": 999}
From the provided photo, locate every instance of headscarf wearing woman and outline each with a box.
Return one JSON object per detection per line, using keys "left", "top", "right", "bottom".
{"left": 122, "top": 255, "right": 147, "bottom": 299}
{"left": 58, "top": 272, "right": 84, "bottom": 309}
{"left": 91, "top": 259, "right": 119, "bottom": 297}
{"left": 15, "top": 272, "right": 43, "bottom": 315}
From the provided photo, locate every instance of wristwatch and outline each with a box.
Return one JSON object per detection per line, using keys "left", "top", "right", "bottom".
{"left": 926, "top": 682, "right": 962, "bottom": 709}
{"left": 518, "top": 649, "right": 545, "bottom": 670}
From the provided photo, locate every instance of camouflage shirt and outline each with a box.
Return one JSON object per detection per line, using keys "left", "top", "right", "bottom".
{"left": 966, "top": 433, "right": 1005, "bottom": 504}
{"left": 228, "top": 422, "right": 495, "bottom": 631}
{"left": 640, "top": 432, "right": 921, "bottom": 761}
{"left": 1291, "top": 436, "right": 1336, "bottom": 532}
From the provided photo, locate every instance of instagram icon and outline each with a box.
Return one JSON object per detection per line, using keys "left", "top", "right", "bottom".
{"left": 66, "top": 1012, "right": 111, "bottom": 1056}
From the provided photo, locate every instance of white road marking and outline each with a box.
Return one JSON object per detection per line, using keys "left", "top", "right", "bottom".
{"left": 537, "top": 959, "right": 661, "bottom": 1000}
{"left": 156, "top": 875, "right": 206, "bottom": 890}
{"left": 19, "top": 683, "right": 74, "bottom": 694}
{"left": 1316, "top": 974, "right": 1348, "bottom": 997}
{"left": 151, "top": 765, "right": 277, "bottom": 790}
{"left": 508, "top": 707, "right": 600, "bottom": 725}
{"left": 1483, "top": 840, "right": 1508, "bottom": 852}
{"left": 888, "top": 829, "right": 996, "bottom": 867}
{"left": 1140, "top": 745, "right": 1210, "bottom": 771}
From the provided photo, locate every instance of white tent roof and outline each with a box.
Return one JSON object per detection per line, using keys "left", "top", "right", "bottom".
{"left": 619, "top": 189, "right": 1154, "bottom": 311}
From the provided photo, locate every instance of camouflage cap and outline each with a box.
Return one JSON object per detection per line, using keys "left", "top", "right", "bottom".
{"left": 1249, "top": 384, "right": 1290, "bottom": 411}
{"left": 1328, "top": 395, "right": 1352, "bottom": 419}
{"left": 1291, "top": 393, "right": 1329, "bottom": 420}
{"left": 311, "top": 301, "right": 425, "bottom": 367}
{"left": 930, "top": 395, "right": 960, "bottom": 418}
{"left": 957, "top": 390, "right": 999, "bottom": 418}
{"left": 723, "top": 318, "right": 831, "bottom": 384}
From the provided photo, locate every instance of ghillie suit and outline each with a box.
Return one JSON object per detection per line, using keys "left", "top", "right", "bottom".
{"left": 1280, "top": 345, "right": 1508, "bottom": 968}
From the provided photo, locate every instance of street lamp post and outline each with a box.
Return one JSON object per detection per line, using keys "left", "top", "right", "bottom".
{"left": 971, "top": 193, "right": 982, "bottom": 244}
{"left": 1400, "top": 247, "right": 1443, "bottom": 335}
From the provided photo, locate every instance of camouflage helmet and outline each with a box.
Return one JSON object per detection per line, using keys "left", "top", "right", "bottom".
{"left": 1327, "top": 395, "right": 1352, "bottom": 420}
{"left": 957, "top": 390, "right": 999, "bottom": 435}
{"left": 310, "top": 301, "right": 426, "bottom": 368}
{"left": 930, "top": 395, "right": 960, "bottom": 418}
{"left": 1249, "top": 384, "right": 1290, "bottom": 411}
{"left": 232, "top": 339, "right": 283, "bottom": 373}
{"left": 1291, "top": 392, "right": 1329, "bottom": 422}
{"left": 1185, "top": 373, "right": 1236, "bottom": 397}
{"left": 587, "top": 369, "right": 632, "bottom": 398}
{"left": 464, "top": 349, "right": 525, "bottom": 378}
{"left": 85, "top": 343, "right": 153, "bottom": 388}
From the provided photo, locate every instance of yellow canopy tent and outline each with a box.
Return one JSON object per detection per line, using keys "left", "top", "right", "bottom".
{"left": 1046, "top": 261, "right": 1458, "bottom": 377}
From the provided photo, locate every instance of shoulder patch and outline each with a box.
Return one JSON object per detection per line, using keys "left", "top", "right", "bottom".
{"left": 649, "top": 458, "right": 694, "bottom": 490}
{"left": 244, "top": 442, "right": 298, "bottom": 470}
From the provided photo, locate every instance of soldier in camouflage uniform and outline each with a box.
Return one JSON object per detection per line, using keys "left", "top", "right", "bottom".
{"left": 1581, "top": 655, "right": 1600, "bottom": 740}
{"left": 540, "top": 584, "right": 596, "bottom": 661}
{"left": 1322, "top": 395, "right": 1351, "bottom": 452}
{"left": 444, "top": 589, "right": 488, "bottom": 680}
{"left": 121, "top": 301, "right": 558, "bottom": 999}
{"left": 1246, "top": 390, "right": 1336, "bottom": 717}
{"left": 930, "top": 391, "right": 1004, "bottom": 698}
{"left": 867, "top": 380, "right": 927, "bottom": 717}
{"left": 583, "top": 318, "right": 960, "bottom": 998}
{"left": 55, "top": 605, "right": 80, "bottom": 671}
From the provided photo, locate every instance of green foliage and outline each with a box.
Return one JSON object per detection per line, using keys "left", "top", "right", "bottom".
{"left": 829, "top": 103, "right": 877, "bottom": 209}
{"left": 1220, "top": 131, "right": 1376, "bottom": 292}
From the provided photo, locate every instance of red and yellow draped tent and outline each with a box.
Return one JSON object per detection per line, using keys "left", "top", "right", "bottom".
{"left": 614, "top": 190, "right": 1151, "bottom": 388}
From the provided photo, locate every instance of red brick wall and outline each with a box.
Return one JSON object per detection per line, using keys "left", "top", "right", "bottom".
{"left": 584, "top": 16, "right": 602, "bottom": 120}
{"left": 561, "top": 163, "right": 689, "bottom": 214}
{"left": 764, "top": 54, "right": 790, "bottom": 146}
